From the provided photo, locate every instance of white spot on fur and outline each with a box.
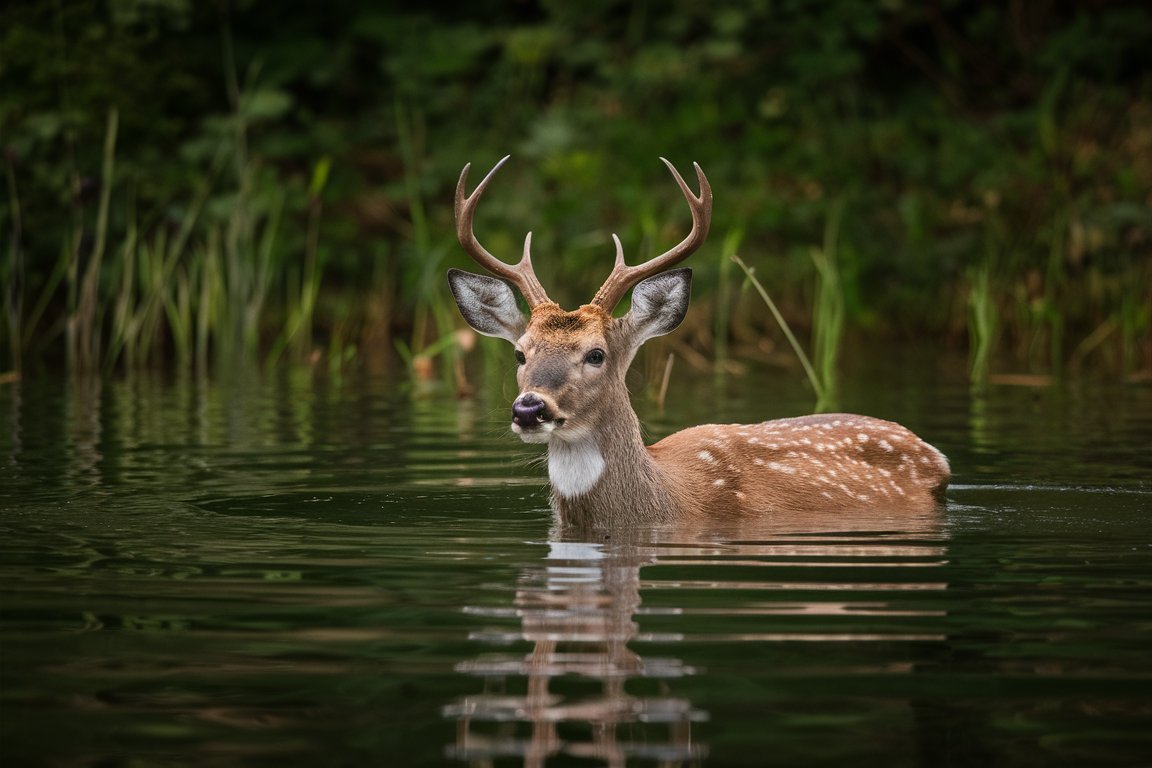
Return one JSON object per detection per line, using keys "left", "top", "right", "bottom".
{"left": 698, "top": 450, "right": 717, "bottom": 464}
{"left": 768, "top": 461, "right": 797, "bottom": 475}
{"left": 548, "top": 440, "right": 605, "bottom": 499}
{"left": 713, "top": 478, "right": 726, "bottom": 487}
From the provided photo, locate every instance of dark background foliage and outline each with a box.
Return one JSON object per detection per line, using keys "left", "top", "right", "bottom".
{"left": 2, "top": 0, "right": 1150, "bottom": 377}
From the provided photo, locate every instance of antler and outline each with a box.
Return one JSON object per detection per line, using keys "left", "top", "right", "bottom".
{"left": 455, "top": 156, "right": 551, "bottom": 308}
{"left": 590, "top": 158, "right": 712, "bottom": 310}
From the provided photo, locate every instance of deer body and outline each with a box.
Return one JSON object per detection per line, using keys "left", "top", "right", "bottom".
{"left": 449, "top": 157, "right": 950, "bottom": 527}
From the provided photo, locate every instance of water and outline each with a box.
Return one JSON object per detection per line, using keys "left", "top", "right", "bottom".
{"left": 1, "top": 360, "right": 1150, "bottom": 767}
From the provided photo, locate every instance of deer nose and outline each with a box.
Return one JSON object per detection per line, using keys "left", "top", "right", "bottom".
{"left": 512, "top": 393, "right": 548, "bottom": 427}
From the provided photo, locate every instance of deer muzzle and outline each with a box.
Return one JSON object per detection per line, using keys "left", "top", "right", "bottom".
{"left": 511, "top": 392, "right": 568, "bottom": 442}
{"left": 512, "top": 392, "right": 549, "bottom": 427}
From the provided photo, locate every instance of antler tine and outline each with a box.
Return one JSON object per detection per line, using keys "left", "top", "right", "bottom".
{"left": 455, "top": 156, "right": 551, "bottom": 308}
{"left": 591, "top": 158, "right": 712, "bottom": 310}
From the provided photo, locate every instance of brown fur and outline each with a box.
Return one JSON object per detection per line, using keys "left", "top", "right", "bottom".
{"left": 648, "top": 414, "right": 950, "bottom": 518}
{"left": 513, "top": 307, "right": 950, "bottom": 529}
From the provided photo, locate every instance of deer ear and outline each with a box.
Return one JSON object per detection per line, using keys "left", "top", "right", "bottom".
{"left": 626, "top": 268, "right": 692, "bottom": 343}
{"left": 448, "top": 269, "right": 526, "bottom": 343}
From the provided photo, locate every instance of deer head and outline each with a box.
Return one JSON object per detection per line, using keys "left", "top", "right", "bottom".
{"left": 448, "top": 156, "right": 949, "bottom": 527}
{"left": 448, "top": 156, "right": 710, "bottom": 451}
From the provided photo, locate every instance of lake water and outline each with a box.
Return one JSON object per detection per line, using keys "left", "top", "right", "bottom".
{"left": 1, "top": 356, "right": 1150, "bottom": 767}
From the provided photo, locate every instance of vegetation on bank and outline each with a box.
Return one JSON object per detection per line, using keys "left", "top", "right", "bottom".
{"left": 2, "top": 0, "right": 1150, "bottom": 386}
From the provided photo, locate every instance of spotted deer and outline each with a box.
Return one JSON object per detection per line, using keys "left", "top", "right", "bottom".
{"left": 448, "top": 156, "right": 950, "bottom": 527}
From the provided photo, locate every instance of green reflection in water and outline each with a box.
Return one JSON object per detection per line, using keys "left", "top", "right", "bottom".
{"left": 0, "top": 365, "right": 1150, "bottom": 766}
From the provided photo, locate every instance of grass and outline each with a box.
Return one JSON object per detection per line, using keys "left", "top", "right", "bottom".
{"left": 728, "top": 197, "right": 847, "bottom": 412}
{"left": 2, "top": 107, "right": 1147, "bottom": 385}
{"left": 3, "top": 143, "right": 24, "bottom": 375}
{"left": 267, "top": 157, "right": 331, "bottom": 367}
{"left": 391, "top": 97, "right": 481, "bottom": 393}
{"left": 967, "top": 261, "right": 997, "bottom": 386}
{"left": 732, "top": 255, "right": 828, "bottom": 408}
{"left": 712, "top": 226, "right": 743, "bottom": 377}
{"left": 67, "top": 107, "right": 119, "bottom": 373}
{"left": 0, "top": 62, "right": 326, "bottom": 377}
{"left": 808, "top": 199, "right": 846, "bottom": 409}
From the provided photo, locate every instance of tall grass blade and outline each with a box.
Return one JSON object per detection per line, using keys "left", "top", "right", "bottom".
{"left": 713, "top": 227, "right": 743, "bottom": 378}
{"left": 967, "top": 262, "right": 997, "bottom": 385}
{"left": 809, "top": 245, "right": 843, "bottom": 410}
{"left": 70, "top": 107, "right": 119, "bottom": 373}
{"left": 808, "top": 199, "right": 845, "bottom": 410}
{"left": 731, "top": 255, "right": 824, "bottom": 404}
{"left": 2, "top": 150, "right": 24, "bottom": 374}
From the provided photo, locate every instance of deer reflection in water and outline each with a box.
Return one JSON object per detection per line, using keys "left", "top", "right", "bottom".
{"left": 446, "top": 528, "right": 706, "bottom": 766}
{"left": 446, "top": 505, "right": 948, "bottom": 766}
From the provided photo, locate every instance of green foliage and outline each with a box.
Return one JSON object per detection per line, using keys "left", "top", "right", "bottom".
{"left": 1, "top": 0, "right": 1150, "bottom": 378}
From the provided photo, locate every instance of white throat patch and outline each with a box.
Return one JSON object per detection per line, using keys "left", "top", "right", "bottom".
{"left": 548, "top": 440, "right": 605, "bottom": 498}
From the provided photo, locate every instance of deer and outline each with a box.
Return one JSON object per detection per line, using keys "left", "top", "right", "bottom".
{"left": 447, "top": 156, "right": 950, "bottom": 528}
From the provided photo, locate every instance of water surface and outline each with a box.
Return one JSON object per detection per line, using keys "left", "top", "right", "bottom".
{"left": 1, "top": 361, "right": 1149, "bottom": 766}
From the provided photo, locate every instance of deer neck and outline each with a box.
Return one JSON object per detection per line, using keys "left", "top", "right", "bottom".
{"left": 547, "top": 397, "right": 683, "bottom": 527}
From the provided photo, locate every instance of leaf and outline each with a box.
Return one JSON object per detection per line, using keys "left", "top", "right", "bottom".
{"left": 239, "top": 88, "right": 293, "bottom": 121}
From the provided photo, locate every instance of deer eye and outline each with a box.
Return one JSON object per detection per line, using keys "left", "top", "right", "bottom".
{"left": 584, "top": 349, "right": 606, "bottom": 367}
{"left": 515, "top": 350, "right": 526, "bottom": 365}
